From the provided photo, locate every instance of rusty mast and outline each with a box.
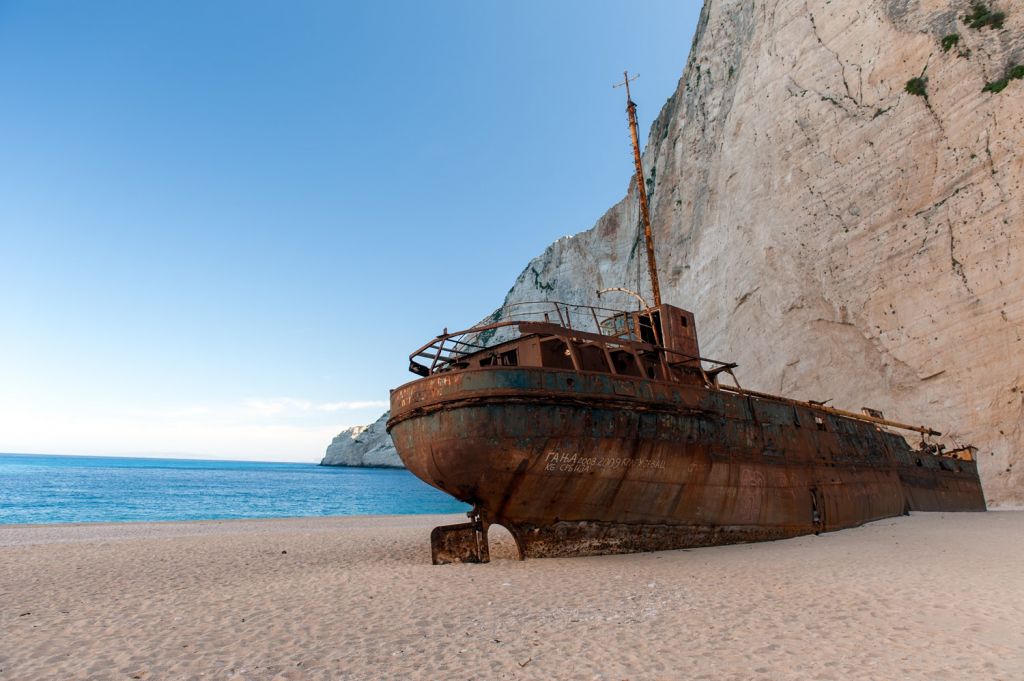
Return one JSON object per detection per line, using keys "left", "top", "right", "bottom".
{"left": 614, "top": 70, "right": 662, "bottom": 307}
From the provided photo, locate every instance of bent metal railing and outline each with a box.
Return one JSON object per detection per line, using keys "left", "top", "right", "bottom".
{"left": 410, "top": 301, "right": 634, "bottom": 375}
{"left": 407, "top": 301, "right": 954, "bottom": 442}
{"left": 408, "top": 300, "right": 735, "bottom": 379}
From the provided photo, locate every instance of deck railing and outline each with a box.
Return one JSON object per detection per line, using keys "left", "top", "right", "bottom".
{"left": 408, "top": 300, "right": 648, "bottom": 376}
{"left": 407, "top": 300, "right": 743, "bottom": 379}
{"left": 406, "top": 302, "right": 960, "bottom": 442}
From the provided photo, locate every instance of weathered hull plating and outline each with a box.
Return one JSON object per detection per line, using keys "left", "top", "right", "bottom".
{"left": 388, "top": 367, "right": 986, "bottom": 562}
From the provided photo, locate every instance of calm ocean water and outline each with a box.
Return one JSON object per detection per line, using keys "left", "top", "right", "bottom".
{"left": 0, "top": 453, "right": 469, "bottom": 525}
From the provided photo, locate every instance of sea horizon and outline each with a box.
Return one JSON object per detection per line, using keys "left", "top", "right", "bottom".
{"left": 0, "top": 452, "right": 467, "bottom": 525}
{"left": 0, "top": 450, "right": 323, "bottom": 465}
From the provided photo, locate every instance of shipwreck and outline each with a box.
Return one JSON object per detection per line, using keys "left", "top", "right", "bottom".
{"left": 387, "top": 73, "right": 986, "bottom": 564}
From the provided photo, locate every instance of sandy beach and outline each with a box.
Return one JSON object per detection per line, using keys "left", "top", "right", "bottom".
{"left": 2, "top": 512, "right": 1022, "bottom": 680}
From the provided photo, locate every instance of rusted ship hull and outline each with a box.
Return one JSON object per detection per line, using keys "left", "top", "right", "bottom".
{"left": 388, "top": 367, "right": 985, "bottom": 562}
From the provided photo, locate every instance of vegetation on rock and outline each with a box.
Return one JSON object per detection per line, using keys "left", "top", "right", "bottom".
{"left": 963, "top": 3, "right": 1006, "bottom": 30}
{"left": 905, "top": 77, "right": 928, "bottom": 97}
{"left": 530, "top": 266, "right": 555, "bottom": 292}
{"left": 983, "top": 64, "right": 1024, "bottom": 93}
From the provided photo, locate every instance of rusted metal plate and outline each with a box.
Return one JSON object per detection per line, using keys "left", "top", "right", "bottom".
{"left": 430, "top": 521, "right": 489, "bottom": 565}
{"left": 389, "top": 365, "right": 985, "bottom": 562}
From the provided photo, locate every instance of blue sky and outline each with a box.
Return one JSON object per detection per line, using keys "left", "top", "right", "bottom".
{"left": 0, "top": 1, "right": 702, "bottom": 461}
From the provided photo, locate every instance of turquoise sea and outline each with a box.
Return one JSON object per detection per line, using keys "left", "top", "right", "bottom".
{"left": 0, "top": 453, "right": 469, "bottom": 525}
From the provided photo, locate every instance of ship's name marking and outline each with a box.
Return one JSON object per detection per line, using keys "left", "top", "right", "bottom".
{"left": 543, "top": 450, "right": 665, "bottom": 473}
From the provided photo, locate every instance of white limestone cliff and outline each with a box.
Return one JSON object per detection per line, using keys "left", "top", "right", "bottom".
{"left": 490, "top": 0, "right": 1023, "bottom": 505}
{"left": 320, "top": 412, "right": 402, "bottom": 468}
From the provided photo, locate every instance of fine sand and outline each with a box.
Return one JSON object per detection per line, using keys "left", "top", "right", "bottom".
{"left": 1, "top": 512, "right": 1022, "bottom": 681}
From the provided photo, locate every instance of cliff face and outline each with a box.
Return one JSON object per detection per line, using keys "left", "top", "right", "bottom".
{"left": 320, "top": 412, "right": 402, "bottom": 468}
{"left": 494, "top": 0, "right": 1023, "bottom": 505}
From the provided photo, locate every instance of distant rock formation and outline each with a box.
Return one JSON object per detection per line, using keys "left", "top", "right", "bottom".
{"left": 487, "top": 0, "right": 1023, "bottom": 505}
{"left": 320, "top": 412, "right": 403, "bottom": 468}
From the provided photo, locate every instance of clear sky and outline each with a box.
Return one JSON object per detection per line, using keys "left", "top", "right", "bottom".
{"left": 0, "top": 1, "right": 703, "bottom": 462}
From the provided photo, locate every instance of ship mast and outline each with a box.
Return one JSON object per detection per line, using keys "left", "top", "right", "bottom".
{"left": 614, "top": 70, "right": 662, "bottom": 306}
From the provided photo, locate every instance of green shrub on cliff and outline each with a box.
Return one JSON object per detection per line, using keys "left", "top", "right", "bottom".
{"left": 984, "top": 79, "right": 1008, "bottom": 93}
{"left": 905, "top": 77, "right": 928, "bottom": 97}
{"left": 963, "top": 3, "right": 1006, "bottom": 30}
{"left": 983, "top": 64, "right": 1024, "bottom": 94}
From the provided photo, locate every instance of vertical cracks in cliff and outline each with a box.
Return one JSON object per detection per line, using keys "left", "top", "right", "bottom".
{"left": 806, "top": 183, "right": 847, "bottom": 231}
{"left": 983, "top": 127, "right": 1008, "bottom": 202}
{"left": 806, "top": 5, "right": 865, "bottom": 111}
{"left": 948, "top": 219, "right": 976, "bottom": 298}
{"left": 911, "top": 183, "right": 980, "bottom": 300}
{"left": 917, "top": 56, "right": 948, "bottom": 137}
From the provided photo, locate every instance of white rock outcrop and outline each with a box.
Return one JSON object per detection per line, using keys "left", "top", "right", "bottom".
{"left": 488, "top": 0, "right": 1023, "bottom": 505}
{"left": 320, "top": 412, "right": 402, "bottom": 468}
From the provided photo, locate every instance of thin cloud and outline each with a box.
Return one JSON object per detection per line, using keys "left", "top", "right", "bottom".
{"left": 242, "top": 398, "right": 388, "bottom": 416}
{"left": 0, "top": 399, "right": 388, "bottom": 462}
{"left": 315, "top": 401, "right": 389, "bottom": 412}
